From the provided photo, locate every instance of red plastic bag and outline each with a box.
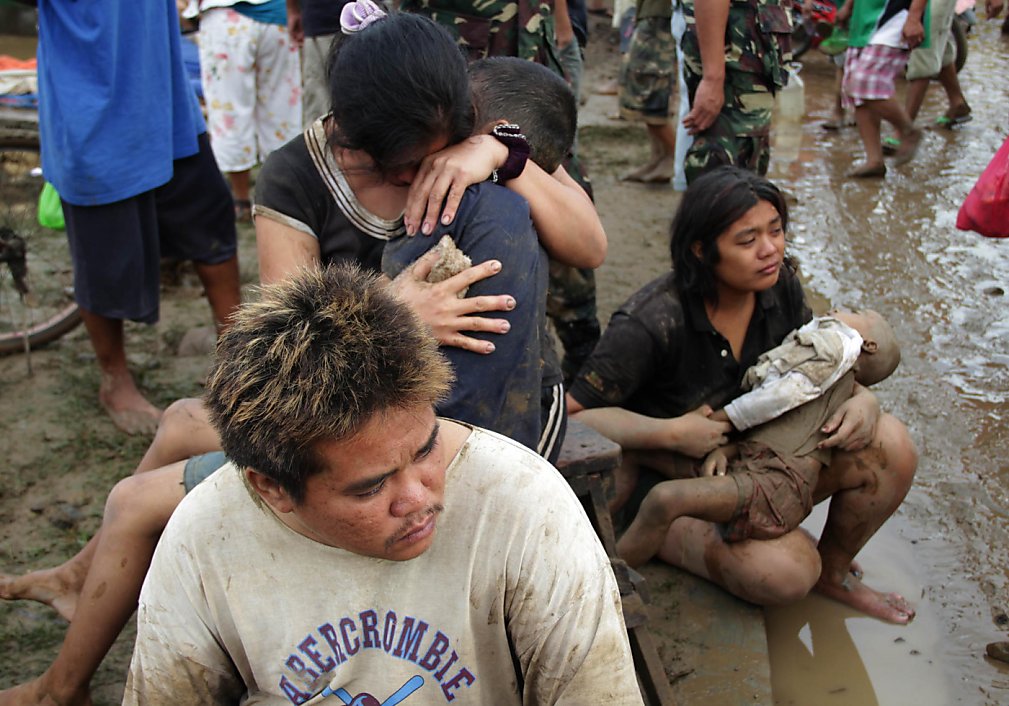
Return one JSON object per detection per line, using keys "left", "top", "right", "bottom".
{"left": 957, "top": 135, "right": 1009, "bottom": 238}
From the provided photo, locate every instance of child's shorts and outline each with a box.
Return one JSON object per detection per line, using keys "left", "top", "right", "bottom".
{"left": 62, "top": 132, "right": 237, "bottom": 323}
{"left": 721, "top": 441, "right": 820, "bottom": 542}
{"left": 841, "top": 44, "right": 910, "bottom": 109}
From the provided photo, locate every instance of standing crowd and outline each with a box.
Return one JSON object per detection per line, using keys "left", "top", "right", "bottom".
{"left": 3, "top": 0, "right": 1003, "bottom": 702}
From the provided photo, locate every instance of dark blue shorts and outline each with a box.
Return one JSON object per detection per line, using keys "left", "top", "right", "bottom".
{"left": 62, "top": 132, "right": 237, "bottom": 323}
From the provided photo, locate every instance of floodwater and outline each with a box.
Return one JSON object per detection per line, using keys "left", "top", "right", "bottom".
{"left": 763, "top": 19, "right": 1009, "bottom": 705}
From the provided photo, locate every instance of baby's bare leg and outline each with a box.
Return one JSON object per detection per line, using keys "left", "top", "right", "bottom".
{"left": 617, "top": 476, "right": 740, "bottom": 568}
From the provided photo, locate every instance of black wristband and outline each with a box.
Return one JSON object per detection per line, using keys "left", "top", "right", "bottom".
{"left": 490, "top": 123, "right": 530, "bottom": 183}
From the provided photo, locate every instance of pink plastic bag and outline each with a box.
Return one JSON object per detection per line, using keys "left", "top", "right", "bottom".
{"left": 957, "top": 135, "right": 1009, "bottom": 239}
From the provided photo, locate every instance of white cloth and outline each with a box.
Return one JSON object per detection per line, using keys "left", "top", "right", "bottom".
{"left": 724, "top": 317, "right": 863, "bottom": 432}
{"left": 871, "top": 9, "right": 911, "bottom": 48}
{"left": 0, "top": 69, "right": 36, "bottom": 95}
{"left": 124, "top": 425, "right": 642, "bottom": 706}
{"left": 198, "top": 0, "right": 275, "bottom": 11}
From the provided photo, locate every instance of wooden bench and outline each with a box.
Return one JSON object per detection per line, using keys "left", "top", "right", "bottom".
{"left": 556, "top": 419, "right": 675, "bottom": 706}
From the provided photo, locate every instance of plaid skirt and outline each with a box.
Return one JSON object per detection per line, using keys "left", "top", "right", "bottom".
{"left": 842, "top": 44, "right": 910, "bottom": 108}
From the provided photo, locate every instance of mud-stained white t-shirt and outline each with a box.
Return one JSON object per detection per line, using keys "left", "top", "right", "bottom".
{"left": 124, "top": 425, "right": 642, "bottom": 706}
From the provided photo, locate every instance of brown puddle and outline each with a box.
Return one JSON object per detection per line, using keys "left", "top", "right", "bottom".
{"left": 765, "top": 505, "right": 1006, "bottom": 704}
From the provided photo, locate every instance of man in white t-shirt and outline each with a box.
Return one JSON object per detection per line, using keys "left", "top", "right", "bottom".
{"left": 122, "top": 264, "right": 642, "bottom": 705}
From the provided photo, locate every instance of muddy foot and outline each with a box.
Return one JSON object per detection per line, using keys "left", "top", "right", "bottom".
{"left": 847, "top": 162, "right": 887, "bottom": 179}
{"left": 821, "top": 116, "right": 854, "bottom": 131}
{"left": 102, "top": 403, "right": 162, "bottom": 436}
{"left": 893, "top": 127, "right": 923, "bottom": 166}
{"left": 639, "top": 154, "right": 677, "bottom": 184}
{"left": 0, "top": 678, "right": 93, "bottom": 706}
{"left": 593, "top": 78, "right": 619, "bottom": 96}
{"left": 176, "top": 325, "right": 217, "bottom": 357}
{"left": 621, "top": 157, "right": 661, "bottom": 182}
{"left": 0, "top": 566, "right": 83, "bottom": 621}
{"left": 815, "top": 572, "right": 915, "bottom": 624}
{"left": 986, "top": 641, "right": 1009, "bottom": 664}
{"left": 99, "top": 373, "right": 162, "bottom": 436}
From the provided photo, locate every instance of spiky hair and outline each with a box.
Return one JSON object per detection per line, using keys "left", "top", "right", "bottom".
{"left": 204, "top": 263, "right": 453, "bottom": 502}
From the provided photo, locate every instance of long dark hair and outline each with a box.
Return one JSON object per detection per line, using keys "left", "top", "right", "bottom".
{"left": 327, "top": 12, "right": 473, "bottom": 178}
{"left": 670, "top": 166, "right": 791, "bottom": 303}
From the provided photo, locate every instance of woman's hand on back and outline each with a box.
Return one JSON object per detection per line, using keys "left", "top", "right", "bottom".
{"left": 388, "top": 249, "right": 515, "bottom": 354}
{"left": 818, "top": 384, "right": 881, "bottom": 452}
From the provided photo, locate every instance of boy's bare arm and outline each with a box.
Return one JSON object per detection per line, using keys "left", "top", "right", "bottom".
{"left": 709, "top": 408, "right": 733, "bottom": 426}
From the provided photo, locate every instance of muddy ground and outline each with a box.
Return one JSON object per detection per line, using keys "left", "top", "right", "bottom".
{"left": 3, "top": 12, "right": 1009, "bottom": 705}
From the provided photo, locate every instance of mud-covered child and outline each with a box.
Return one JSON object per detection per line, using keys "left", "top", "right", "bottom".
{"left": 617, "top": 308, "right": 901, "bottom": 568}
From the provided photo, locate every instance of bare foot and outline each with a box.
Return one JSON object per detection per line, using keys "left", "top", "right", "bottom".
{"left": 621, "top": 155, "right": 662, "bottom": 182}
{"left": 0, "top": 563, "right": 87, "bottom": 621}
{"left": 99, "top": 371, "right": 162, "bottom": 435}
{"left": 640, "top": 153, "right": 677, "bottom": 184}
{"left": 815, "top": 572, "right": 915, "bottom": 624}
{"left": 593, "top": 78, "right": 619, "bottom": 96}
{"left": 0, "top": 676, "right": 93, "bottom": 706}
{"left": 846, "top": 162, "right": 887, "bottom": 179}
{"left": 893, "top": 127, "right": 923, "bottom": 166}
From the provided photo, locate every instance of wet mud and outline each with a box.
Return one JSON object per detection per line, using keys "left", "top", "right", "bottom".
{"left": 579, "top": 14, "right": 1009, "bottom": 704}
{"left": 0, "top": 11, "right": 1008, "bottom": 705}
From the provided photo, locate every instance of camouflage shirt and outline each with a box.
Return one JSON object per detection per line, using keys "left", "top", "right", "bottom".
{"left": 682, "top": 0, "right": 793, "bottom": 91}
{"left": 401, "top": 0, "right": 560, "bottom": 69}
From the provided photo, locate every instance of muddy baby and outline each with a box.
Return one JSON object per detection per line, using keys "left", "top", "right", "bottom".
{"left": 617, "top": 309, "right": 902, "bottom": 568}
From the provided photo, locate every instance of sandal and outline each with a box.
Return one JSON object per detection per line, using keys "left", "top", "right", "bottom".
{"left": 934, "top": 111, "right": 973, "bottom": 129}
{"left": 881, "top": 136, "right": 901, "bottom": 156}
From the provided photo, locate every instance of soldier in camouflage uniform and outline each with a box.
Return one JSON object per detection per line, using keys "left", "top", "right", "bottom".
{"left": 548, "top": 152, "right": 600, "bottom": 385}
{"left": 680, "top": 0, "right": 792, "bottom": 183}
{"left": 400, "top": 0, "right": 565, "bottom": 70}
{"left": 404, "top": 0, "right": 602, "bottom": 384}
{"left": 619, "top": 0, "right": 678, "bottom": 183}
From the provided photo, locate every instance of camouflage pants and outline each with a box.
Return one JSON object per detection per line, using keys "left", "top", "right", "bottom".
{"left": 682, "top": 72, "right": 775, "bottom": 183}
{"left": 680, "top": 22, "right": 777, "bottom": 183}
{"left": 547, "top": 261, "right": 600, "bottom": 384}
{"left": 619, "top": 16, "right": 676, "bottom": 124}
{"left": 550, "top": 152, "right": 601, "bottom": 384}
